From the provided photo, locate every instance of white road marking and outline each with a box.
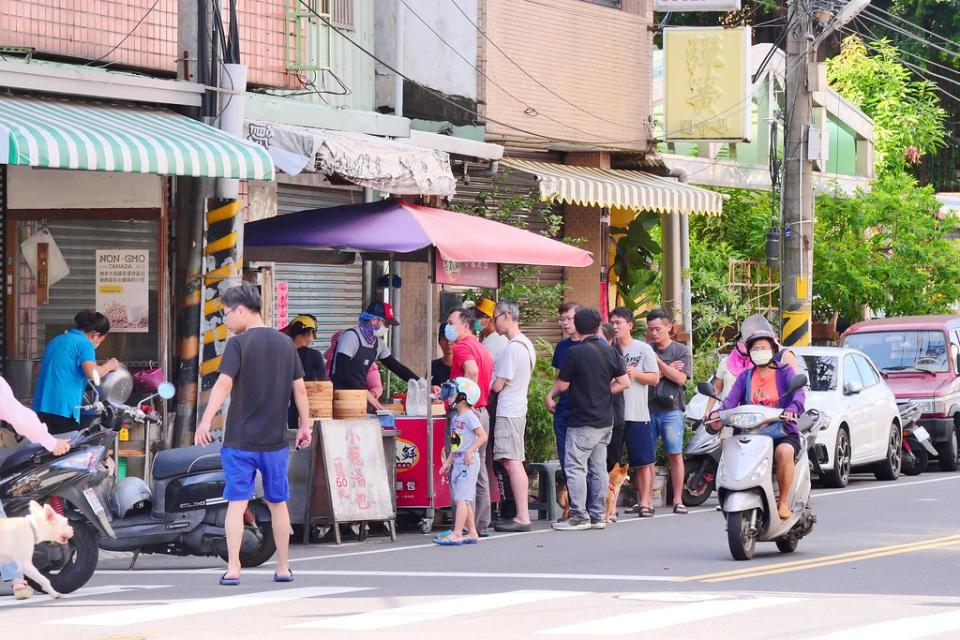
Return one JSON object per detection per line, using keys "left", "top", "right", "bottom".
{"left": 616, "top": 592, "right": 738, "bottom": 602}
{"left": 0, "top": 585, "right": 169, "bottom": 607}
{"left": 538, "top": 596, "right": 803, "bottom": 635}
{"left": 48, "top": 586, "right": 368, "bottom": 627}
{"left": 236, "top": 569, "right": 679, "bottom": 582}
{"left": 814, "top": 474, "right": 960, "bottom": 498}
{"left": 808, "top": 610, "right": 960, "bottom": 640}
{"left": 287, "top": 589, "right": 584, "bottom": 630}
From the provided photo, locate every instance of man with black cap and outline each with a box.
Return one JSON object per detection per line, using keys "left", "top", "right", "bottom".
{"left": 332, "top": 302, "right": 419, "bottom": 399}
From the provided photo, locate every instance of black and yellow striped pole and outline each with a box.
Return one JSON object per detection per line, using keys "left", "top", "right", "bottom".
{"left": 197, "top": 198, "right": 243, "bottom": 429}
{"left": 781, "top": 275, "right": 812, "bottom": 347}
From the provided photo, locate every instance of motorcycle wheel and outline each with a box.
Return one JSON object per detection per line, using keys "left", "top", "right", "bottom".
{"left": 682, "top": 458, "right": 716, "bottom": 507}
{"left": 29, "top": 520, "right": 100, "bottom": 595}
{"left": 903, "top": 442, "right": 928, "bottom": 476}
{"left": 775, "top": 537, "right": 799, "bottom": 553}
{"left": 217, "top": 504, "right": 277, "bottom": 568}
{"left": 726, "top": 510, "right": 757, "bottom": 561}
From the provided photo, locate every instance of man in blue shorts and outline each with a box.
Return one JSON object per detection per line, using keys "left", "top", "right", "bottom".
{"left": 196, "top": 283, "right": 311, "bottom": 585}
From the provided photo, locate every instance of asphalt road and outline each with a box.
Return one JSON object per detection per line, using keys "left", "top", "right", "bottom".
{"left": 5, "top": 470, "right": 960, "bottom": 639}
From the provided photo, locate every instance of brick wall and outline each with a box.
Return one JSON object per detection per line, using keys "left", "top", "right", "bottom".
{"left": 482, "top": 0, "right": 653, "bottom": 149}
{"left": 563, "top": 204, "right": 603, "bottom": 311}
{"left": 0, "top": 1, "right": 298, "bottom": 88}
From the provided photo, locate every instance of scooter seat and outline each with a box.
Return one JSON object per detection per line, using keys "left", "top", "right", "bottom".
{"left": 152, "top": 443, "right": 223, "bottom": 480}
{"left": 0, "top": 440, "right": 46, "bottom": 475}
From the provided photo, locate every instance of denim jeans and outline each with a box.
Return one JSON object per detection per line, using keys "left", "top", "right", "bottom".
{"left": 564, "top": 425, "right": 613, "bottom": 521}
{"left": 0, "top": 500, "right": 21, "bottom": 583}
{"left": 553, "top": 402, "right": 572, "bottom": 471}
{"left": 650, "top": 410, "right": 686, "bottom": 455}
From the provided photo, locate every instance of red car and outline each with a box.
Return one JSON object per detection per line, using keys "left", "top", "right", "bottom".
{"left": 841, "top": 315, "right": 960, "bottom": 471}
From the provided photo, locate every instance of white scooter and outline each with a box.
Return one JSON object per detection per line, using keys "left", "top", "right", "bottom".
{"left": 697, "top": 375, "right": 824, "bottom": 561}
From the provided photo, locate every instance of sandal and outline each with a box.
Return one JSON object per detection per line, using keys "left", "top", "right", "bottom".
{"left": 219, "top": 572, "right": 241, "bottom": 586}
{"left": 432, "top": 537, "right": 463, "bottom": 546}
{"left": 638, "top": 506, "right": 655, "bottom": 518}
{"left": 673, "top": 504, "right": 689, "bottom": 514}
{"left": 12, "top": 581, "right": 33, "bottom": 600}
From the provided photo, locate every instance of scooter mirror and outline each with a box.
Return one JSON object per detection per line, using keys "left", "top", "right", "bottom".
{"left": 787, "top": 373, "right": 808, "bottom": 394}
{"left": 157, "top": 382, "right": 176, "bottom": 400}
{"left": 696, "top": 382, "right": 718, "bottom": 398}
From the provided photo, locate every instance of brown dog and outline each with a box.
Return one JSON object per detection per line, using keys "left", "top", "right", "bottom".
{"left": 0, "top": 501, "right": 74, "bottom": 599}
{"left": 605, "top": 463, "right": 630, "bottom": 523}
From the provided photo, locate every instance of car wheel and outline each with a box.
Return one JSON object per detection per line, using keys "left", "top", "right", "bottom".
{"left": 937, "top": 429, "right": 959, "bottom": 472}
{"left": 822, "top": 427, "right": 851, "bottom": 489}
{"left": 874, "top": 423, "right": 902, "bottom": 481}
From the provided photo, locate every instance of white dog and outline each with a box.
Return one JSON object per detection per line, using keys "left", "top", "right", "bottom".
{"left": 0, "top": 501, "right": 74, "bottom": 599}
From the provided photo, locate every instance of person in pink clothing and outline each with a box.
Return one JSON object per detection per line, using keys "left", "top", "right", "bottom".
{"left": 0, "top": 375, "right": 71, "bottom": 599}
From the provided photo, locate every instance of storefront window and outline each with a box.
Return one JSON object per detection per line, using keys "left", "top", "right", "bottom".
{"left": 13, "top": 218, "right": 160, "bottom": 367}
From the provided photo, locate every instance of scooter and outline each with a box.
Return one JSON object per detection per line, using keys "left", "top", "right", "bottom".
{"left": 698, "top": 374, "right": 824, "bottom": 561}
{"left": 0, "top": 411, "right": 115, "bottom": 594}
{"left": 900, "top": 401, "right": 936, "bottom": 476}
{"left": 81, "top": 371, "right": 277, "bottom": 569}
{"left": 682, "top": 394, "right": 721, "bottom": 507}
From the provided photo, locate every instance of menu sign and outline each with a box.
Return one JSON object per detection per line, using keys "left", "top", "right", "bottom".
{"left": 434, "top": 253, "right": 499, "bottom": 289}
{"left": 320, "top": 419, "right": 393, "bottom": 522}
{"left": 96, "top": 250, "right": 149, "bottom": 333}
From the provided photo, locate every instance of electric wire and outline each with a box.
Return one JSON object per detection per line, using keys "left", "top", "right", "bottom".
{"left": 84, "top": 0, "right": 163, "bottom": 67}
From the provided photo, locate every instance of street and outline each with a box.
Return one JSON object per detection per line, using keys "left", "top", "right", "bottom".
{"left": 4, "top": 471, "right": 960, "bottom": 639}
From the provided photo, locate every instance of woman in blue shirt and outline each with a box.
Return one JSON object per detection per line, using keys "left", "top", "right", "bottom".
{"left": 33, "top": 310, "right": 120, "bottom": 434}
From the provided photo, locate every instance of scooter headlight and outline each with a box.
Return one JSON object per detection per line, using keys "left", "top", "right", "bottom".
{"left": 718, "top": 459, "right": 726, "bottom": 481}
{"left": 728, "top": 412, "right": 765, "bottom": 429}
{"left": 750, "top": 458, "right": 770, "bottom": 481}
{"left": 52, "top": 446, "right": 106, "bottom": 472}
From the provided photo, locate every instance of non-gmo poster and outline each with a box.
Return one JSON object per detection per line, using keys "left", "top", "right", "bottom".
{"left": 96, "top": 250, "right": 149, "bottom": 333}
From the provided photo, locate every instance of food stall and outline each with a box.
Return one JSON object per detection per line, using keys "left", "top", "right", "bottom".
{"left": 244, "top": 198, "right": 592, "bottom": 535}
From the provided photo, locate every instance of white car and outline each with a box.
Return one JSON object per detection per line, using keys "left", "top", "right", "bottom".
{"left": 792, "top": 346, "right": 903, "bottom": 488}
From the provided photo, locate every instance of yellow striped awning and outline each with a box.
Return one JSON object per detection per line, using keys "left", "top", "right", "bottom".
{"left": 502, "top": 158, "right": 723, "bottom": 215}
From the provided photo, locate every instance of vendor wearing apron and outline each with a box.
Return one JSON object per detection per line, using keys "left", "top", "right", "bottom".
{"left": 331, "top": 302, "right": 419, "bottom": 408}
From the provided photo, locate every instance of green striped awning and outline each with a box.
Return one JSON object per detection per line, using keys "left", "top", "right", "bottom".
{"left": 0, "top": 95, "right": 274, "bottom": 180}
{"left": 502, "top": 158, "right": 723, "bottom": 215}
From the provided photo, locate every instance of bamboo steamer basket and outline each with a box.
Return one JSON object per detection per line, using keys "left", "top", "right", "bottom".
{"left": 380, "top": 403, "right": 404, "bottom": 414}
{"left": 306, "top": 381, "right": 333, "bottom": 419}
{"left": 333, "top": 389, "right": 368, "bottom": 419}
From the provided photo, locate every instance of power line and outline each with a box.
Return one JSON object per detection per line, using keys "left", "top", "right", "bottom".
{"left": 84, "top": 0, "right": 162, "bottom": 67}
{"left": 858, "top": 10, "right": 960, "bottom": 63}
{"left": 864, "top": 5, "right": 960, "bottom": 52}
{"left": 847, "top": 23, "right": 960, "bottom": 94}
{"left": 448, "top": 0, "right": 635, "bottom": 130}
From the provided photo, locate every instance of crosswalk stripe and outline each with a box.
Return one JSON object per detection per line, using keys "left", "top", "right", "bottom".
{"left": 287, "top": 589, "right": 584, "bottom": 630}
{"left": 0, "top": 585, "right": 170, "bottom": 608}
{"left": 807, "top": 610, "right": 960, "bottom": 640}
{"left": 48, "top": 586, "right": 368, "bottom": 627}
{"left": 538, "top": 596, "right": 803, "bottom": 635}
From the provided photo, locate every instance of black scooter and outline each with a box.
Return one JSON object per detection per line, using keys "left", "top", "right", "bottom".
{"left": 0, "top": 419, "right": 115, "bottom": 594}
{"left": 83, "top": 380, "right": 276, "bottom": 569}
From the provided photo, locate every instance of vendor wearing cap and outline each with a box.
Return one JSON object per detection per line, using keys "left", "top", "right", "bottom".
{"left": 475, "top": 297, "right": 509, "bottom": 364}
{"left": 282, "top": 314, "right": 327, "bottom": 428}
{"left": 332, "top": 302, "right": 418, "bottom": 406}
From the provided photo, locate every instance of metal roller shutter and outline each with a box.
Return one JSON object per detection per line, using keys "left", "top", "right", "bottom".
{"left": 453, "top": 167, "right": 565, "bottom": 346}
{"left": 0, "top": 166, "right": 5, "bottom": 374}
{"left": 275, "top": 183, "right": 364, "bottom": 352}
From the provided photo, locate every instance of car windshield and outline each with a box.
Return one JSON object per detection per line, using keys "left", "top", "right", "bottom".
{"left": 843, "top": 330, "right": 949, "bottom": 373}
{"left": 801, "top": 355, "right": 838, "bottom": 392}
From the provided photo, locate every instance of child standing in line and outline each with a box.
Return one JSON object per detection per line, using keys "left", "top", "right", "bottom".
{"left": 435, "top": 377, "right": 487, "bottom": 546}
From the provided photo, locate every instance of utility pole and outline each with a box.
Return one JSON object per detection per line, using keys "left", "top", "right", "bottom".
{"left": 780, "top": 0, "right": 869, "bottom": 346}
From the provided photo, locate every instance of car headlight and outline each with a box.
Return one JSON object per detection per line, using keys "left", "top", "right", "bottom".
{"left": 913, "top": 399, "right": 946, "bottom": 415}
{"left": 728, "top": 413, "right": 765, "bottom": 429}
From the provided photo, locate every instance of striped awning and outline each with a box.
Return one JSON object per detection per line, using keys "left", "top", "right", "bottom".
{"left": 502, "top": 158, "right": 723, "bottom": 215}
{"left": 0, "top": 95, "right": 274, "bottom": 180}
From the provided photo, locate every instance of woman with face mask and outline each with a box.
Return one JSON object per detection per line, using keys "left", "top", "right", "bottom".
{"left": 331, "top": 302, "right": 418, "bottom": 406}
{"left": 708, "top": 330, "right": 806, "bottom": 521}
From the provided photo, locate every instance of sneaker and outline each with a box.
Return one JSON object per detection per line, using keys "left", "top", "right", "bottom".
{"left": 590, "top": 518, "right": 607, "bottom": 530}
{"left": 552, "top": 516, "right": 591, "bottom": 531}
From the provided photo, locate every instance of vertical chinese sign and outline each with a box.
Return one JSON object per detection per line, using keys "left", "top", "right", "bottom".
{"left": 276, "top": 281, "right": 289, "bottom": 329}
{"left": 321, "top": 419, "right": 393, "bottom": 522}
{"left": 95, "top": 250, "right": 149, "bottom": 333}
{"left": 664, "top": 27, "right": 751, "bottom": 142}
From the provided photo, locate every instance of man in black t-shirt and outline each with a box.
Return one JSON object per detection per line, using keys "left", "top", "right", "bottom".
{"left": 196, "top": 283, "right": 311, "bottom": 586}
{"left": 546, "top": 308, "right": 630, "bottom": 531}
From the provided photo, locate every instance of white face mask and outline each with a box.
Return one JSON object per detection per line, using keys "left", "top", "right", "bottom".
{"left": 750, "top": 348, "right": 774, "bottom": 366}
{"left": 373, "top": 326, "right": 388, "bottom": 339}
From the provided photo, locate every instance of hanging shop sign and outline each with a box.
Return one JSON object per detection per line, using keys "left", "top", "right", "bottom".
{"left": 664, "top": 27, "right": 752, "bottom": 142}
{"left": 654, "top": 0, "right": 741, "bottom": 11}
{"left": 434, "top": 253, "right": 500, "bottom": 289}
{"left": 96, "top": 250, "right": 149, "bottom": 333}
{"left": 276, "top": 280, "right": 289, "bottom": 330}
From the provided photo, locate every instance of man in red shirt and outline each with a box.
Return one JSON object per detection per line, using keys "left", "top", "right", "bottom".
{"left": 445, "top": 307, "right": 494, "bottom": 536}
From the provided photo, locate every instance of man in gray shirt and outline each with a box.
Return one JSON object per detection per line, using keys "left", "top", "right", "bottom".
{"left": 646, "top": 308, "right": 692, "bottom": 514}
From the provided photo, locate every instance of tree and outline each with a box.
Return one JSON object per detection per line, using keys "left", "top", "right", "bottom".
{"left": 827, "top": 35, "right": 947, "bottom": 176}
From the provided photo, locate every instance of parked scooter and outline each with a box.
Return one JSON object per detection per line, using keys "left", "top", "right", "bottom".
{"left": 0, "top": 404, "right": 115, "bottom": 594}
{"left": 82, "top": 370, "right": 277, "bottom": 568}
{"left": 698, "top": 375, "right": 824, "bottom": 561}
{"left": 682, "top": 394, "right": 721, "bottom": 506}
{"left": 900, "top": 401, "right": 936, "bottom": 476}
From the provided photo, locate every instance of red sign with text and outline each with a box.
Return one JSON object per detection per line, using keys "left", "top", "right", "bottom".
{"left": 394, "top": 416, "right": 451, "bottom": 509}
{"left": 275, "top": 281, "right": 288, "bottom": 329}
{"left": 434, "top": 254, "right": 499, "bottom": 289}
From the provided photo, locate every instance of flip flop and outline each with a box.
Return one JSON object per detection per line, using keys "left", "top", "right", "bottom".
{"left": 433, "top": 529, "right": 455, "bottom": 539}
{"left": 273, "top": 570, "right": 295, "bottom": 583}
{"left": 432, "top": 537, "right": 463, "bottom": 546}
{"left": 673, "top": 504, "right": 689, "bottom": 514}
{"left": 638, "top": 506, "right": 655, "bottom": 518}
{"left": 463, "top": 537, "right": 479, "bottom": 544}
{"left": 219, "top": 572, "right": 240, "bottom": 586}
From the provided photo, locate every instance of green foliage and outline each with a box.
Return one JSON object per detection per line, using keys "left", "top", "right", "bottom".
{"left": 611, "top": 212, "right": 661, "bottom": 312}
{"left": 690, "top": 189, "right": 774, "bottom": 262}
{"left": 814, "top": 174, "right": 960, "bottom": 320}
{"left": 689, "top": 236, "right": 752, "bottom": 349}
{"left": 524, "top": 339, "right": 560, "bottom": 463}
{"left": 827, "top": 35, "right": 948, "bottom": 176}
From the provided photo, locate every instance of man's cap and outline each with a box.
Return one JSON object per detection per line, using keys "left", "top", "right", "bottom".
{"left": 474, "top": 298, "right": 497, "bottom": 319}
{"left": 282, "top": 314, "right": 317, "bottom": 333}
{"left": 365, "top": 301, "right": 399, "bottom": 326}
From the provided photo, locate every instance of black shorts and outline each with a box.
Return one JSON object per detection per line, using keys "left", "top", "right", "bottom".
{"left": 774, "top": 433, "right": 802, "bottom": 459}
{"left": 38, "top": 412, "right": 80, "bottom": 436}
